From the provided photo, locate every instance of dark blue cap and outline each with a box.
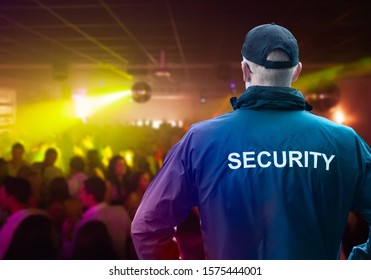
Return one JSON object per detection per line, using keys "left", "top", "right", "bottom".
{"left": 241, "top": 23, "right": 299, "bottom": 69}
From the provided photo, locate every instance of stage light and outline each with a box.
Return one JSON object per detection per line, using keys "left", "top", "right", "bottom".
{"left": 121, "top": 149, "right": 134, "bottom": 168}
{"left": 333, "top": 109, "right": 345, "bottom": 124}
{"left": 154, "top": 50, "right": 171, "bottom": 78}
{"left": 73, "top": 90, "right": 131, "bottom": 122}
{"left": 200, "top": 96, "right": 207, "bottom": 104}
{"left": 73, "top": 93, "right": 89, "bottom": 123}
{"left": 152, "top": 120, "right": 162, "bottom": 129}
{"left": 154, "top": 68, "right": 171, "bottom": 77}
{"left": 136, "top": 120, "right": 144, "bottom": 127}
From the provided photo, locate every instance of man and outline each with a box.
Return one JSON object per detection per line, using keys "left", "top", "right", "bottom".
{"left": 63, "top": 177, "right": 131, "bottom": 259}
{"left": 67, "top": 155, "right": 87, "bottom": 199}
{"left": 131, "top": 23, "right": 371, "bottom": 259}
{"left": 32, "top": 148, "right": 63, "bottom": 187}
{"left": 0, "top": 176, "right": 56, "bottom": 259}
{"left": 7, "top": 142, "right": 28, "bottom": 177}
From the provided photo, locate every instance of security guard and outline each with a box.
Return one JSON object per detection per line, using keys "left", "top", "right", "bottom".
{"left": 132, "top": 23, "right": 371, "bottom": 259}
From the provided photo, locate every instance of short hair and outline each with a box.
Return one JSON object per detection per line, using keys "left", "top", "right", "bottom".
{"left": 12, "top": 142, "right": 25, "bottom": 152}
{"left": 1, "top": 176, "right": 31, "bottom": 204}
{"left": 245, "top": 50, "right": 297, "bottom": 87}
{"left": 84, "top": 177, "right": 106, "bottom": 203}
{"left": 45, "top": 148, "right": 57, "bottom": 156}
{"left": 70, "top": 156, "right": 85, "bottom": 173}
{"left": 49, "top": 177, "right": 70, "bottom": 201}
{"left": 107, "top": 155, "right": 126, "bottom": 179}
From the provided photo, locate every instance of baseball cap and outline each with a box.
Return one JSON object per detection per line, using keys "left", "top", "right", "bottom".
{"left": 241, "top": 23, "right": 299, "bottom": 69}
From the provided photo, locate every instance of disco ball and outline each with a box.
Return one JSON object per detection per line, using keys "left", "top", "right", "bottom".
{"left": 305, "top": 80, "right": 340, "bottom": 112}
{"left": 131, "top": 82, "right": 152, "bottom": 103}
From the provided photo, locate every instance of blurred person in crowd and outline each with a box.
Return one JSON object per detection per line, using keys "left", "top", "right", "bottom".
{"left": 125, "top": 171, "right": 151, "bottom": 220}
{"left": 106, "top": 155, "right": 133, "bottom": 205}
{"left": 86, "top": 149, "right": 106, "bottom": 179}
{"left": 124, "top": 171, "right": 152, "bottom": 260}
{"left": 133, "top": 140, "right": 155, "bottom": 175}
{"left": 63, "top": 177, "right": 131, "bottom": 259}
{"left": 46, "top": 177, "right": 82, "bottom": 244}
{"left": 17, "top": 165, "right": 42, "bottom": 207}
{"left": 67, "top": 156, "right": 87, "bottom": 199}
{"left": 32, "top": 148, "right": 63, "bottom": 188}
{"left": 132, "top": 23, "right": 371, "bottom": 259}
{"left": 0, "top": 176, "right": 56, "bottom": 259}
{"left": 7, "top": 142, "right": 28, "bottom": 177}
{"left": 72, "top": 220, "right": 117, "bottom": 260}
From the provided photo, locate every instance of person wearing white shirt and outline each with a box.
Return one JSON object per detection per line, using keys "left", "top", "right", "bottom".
{"left": 63, "top": 177, "right": 131, "bottom": 259}
{"left": 67, "top": 156, "right": 87, "bottom": 199}
{"left": 0, "top": 176, "right": 55, "bottom": 259}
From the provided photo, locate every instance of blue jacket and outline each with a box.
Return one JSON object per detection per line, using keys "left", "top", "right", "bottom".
{"left": 131, "top": 86, "right": 371, "bottom": 259}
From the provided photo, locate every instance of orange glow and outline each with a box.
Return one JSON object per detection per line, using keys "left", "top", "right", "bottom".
{"left": 333, "top": 110, "right": 345, "bottom": 124}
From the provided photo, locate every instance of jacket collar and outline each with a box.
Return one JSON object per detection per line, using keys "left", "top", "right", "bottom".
{"left": 230, "top": 86, "right": 313, "bottom": 111}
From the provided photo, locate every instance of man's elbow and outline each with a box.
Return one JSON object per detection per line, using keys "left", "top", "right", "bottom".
{"left": 131, "top": 215, "right": 179, "bottom": 260}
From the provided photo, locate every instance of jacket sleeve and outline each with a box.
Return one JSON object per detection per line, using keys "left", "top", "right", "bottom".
{"left": 349, "top": 136, "right": 371, "bottom": 259}
{"left": 131, "top": 132, "right": 198, "bottom": 259}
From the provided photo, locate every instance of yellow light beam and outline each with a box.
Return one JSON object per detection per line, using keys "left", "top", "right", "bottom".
{"left": 73, "top": 90, "right": 132, "bottom": 121}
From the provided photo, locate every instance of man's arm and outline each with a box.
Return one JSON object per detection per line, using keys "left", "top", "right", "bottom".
{"left": 131, "top": 134, "right": 198, "bottom": 259}
{"left": 349, "top": 136, "right": 371, "bottom": 259}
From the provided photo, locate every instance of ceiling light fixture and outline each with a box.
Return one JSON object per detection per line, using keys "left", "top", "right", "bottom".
{"left": 154, "top": 50, "right": 171, "bottom": 78}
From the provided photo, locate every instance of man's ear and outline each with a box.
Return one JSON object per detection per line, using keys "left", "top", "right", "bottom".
{"left": 241, "top": 60, "right": 252, "bottom": 83}
{"left": 291, "top": 62, "right": 302, "bottom": 83}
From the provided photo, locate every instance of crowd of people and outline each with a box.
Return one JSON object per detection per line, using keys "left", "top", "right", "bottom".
{"left": 0, "top": 122, "right": 205, "bottom": 259}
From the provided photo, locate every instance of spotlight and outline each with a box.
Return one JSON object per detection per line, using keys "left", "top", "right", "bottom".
{"left": 154, "top": 50, "right": 171, "bottom": 78}
{"left": 200, "top": 96, "right": 207, "bottom": 104}
{"left": 333, "top": 110, "right": 345, "bottom": 124}
{"left": 200, "top": 89, "right": 207, "bottom": 104}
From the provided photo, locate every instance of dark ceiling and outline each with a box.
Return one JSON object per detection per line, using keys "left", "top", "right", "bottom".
{"left": 0, "top": 0, "right": 370, "bottom": 97}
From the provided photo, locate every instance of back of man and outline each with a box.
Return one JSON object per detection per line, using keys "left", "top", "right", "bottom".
{"left": 174, "top": 101, "right": 367, "bottom": 259}
{"left": 133, "top": 99, "right": 370, "bottom": 259}
{"left": 131, "top": 23, "right": 371, "bottom": 260}
{"left": 32, "top": 148, "right": 64, "bottom": 187}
